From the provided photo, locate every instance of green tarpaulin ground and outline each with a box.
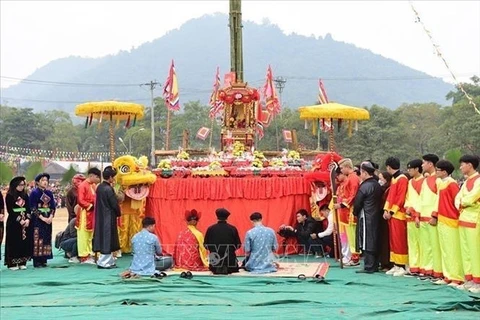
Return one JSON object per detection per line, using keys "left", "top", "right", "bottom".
{"left": 1, "top": 253, "right": 479, "bottom": 319}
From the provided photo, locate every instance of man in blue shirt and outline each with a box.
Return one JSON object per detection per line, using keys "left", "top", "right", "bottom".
{"left": 128, "top": 217, "right": 172, "bottom": 276}
{"left": 244, "top": 212, "right": 278, "bottom": 274}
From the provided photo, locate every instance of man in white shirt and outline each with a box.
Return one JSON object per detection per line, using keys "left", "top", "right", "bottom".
{"left": 309, "top": 205, "right": 334, "bottom": 258}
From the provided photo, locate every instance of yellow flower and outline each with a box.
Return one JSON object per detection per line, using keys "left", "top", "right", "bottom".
{"left": 177, "top": 151, "right": 190, "bottom": 160}
{"left": 157, "top": 159, "right": 172, "bottom": 169}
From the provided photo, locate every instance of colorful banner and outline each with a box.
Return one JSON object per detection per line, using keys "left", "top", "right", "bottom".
{"left": 262, "top": 65, "right": 281, "bottom": 116}
{"left": 163, "top": 59, "right": 180, "bottom": 111}
{"left": 209, "top": 67, "right": 224, "bottom": 119}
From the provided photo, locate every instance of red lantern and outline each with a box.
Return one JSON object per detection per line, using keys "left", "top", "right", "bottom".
{"left": 242, "top": 95, "right": 251, "bottom": 103}
{"left": 225, "top": 95, "right": 235, "bottom": 104}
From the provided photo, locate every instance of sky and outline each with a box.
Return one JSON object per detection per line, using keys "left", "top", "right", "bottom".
{"left": 1, "top": 0, "right": 479, "bottom": 89}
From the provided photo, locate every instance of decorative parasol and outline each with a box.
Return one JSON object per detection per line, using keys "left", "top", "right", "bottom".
{"left": 298, "top": 102, "right": 370, "bottom": 151}
{"left": 75, "top": 101, "right": 145, "bottom": 162}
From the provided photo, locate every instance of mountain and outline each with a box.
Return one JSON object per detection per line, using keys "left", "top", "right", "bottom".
{"left": 1, "top": 13, "right": 453, "bottom": 113}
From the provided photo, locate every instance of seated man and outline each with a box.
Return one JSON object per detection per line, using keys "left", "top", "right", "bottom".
{"left": 309, "top": 205, "right": 334, "bottom": 258}
{"left": 128, "top": 217, "right": 173, "bottom": 276}
{"left": 204, "top": 208, "right": 241, "bottom": 274}
{"left": 57, "top": 217, "right": 79, "bottom": 263}
{"left": 173, "top": 209, "right": 209, "bottom": 271}
{"left": 279, "top": 209, "right": 316, "bottom": 254}
{"left": 244, "top": 212, "right": 278, "bottom": 273}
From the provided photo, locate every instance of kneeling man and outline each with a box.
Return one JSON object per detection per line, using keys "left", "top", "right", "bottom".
{"left": 244, "top": 212, "right": 278, "bottom": 274}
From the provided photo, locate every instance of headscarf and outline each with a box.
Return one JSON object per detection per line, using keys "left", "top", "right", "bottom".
{"left": 8, "top": 176, "right": 26, "bottom": 196}
{"left": 215, "top": 208, "right": 230, "bottom": 220}
{"left": 72, "top": 174, "right": 86, "bottom": 188}
{"left": 35, "top": 173, "right": 50, "bottom": 182}
{"left": 361, "top": 161, "right": 376, "bottom": 175}
{"left": 185, "top": 209, "right": 201, "bottom": 221}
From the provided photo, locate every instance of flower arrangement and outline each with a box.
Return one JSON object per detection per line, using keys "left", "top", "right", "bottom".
{"left": 253, "top": 150, "right": 265, "bottom": 160}
{"left": 177, "top": 150, "right": 190, "bottom": 160}
{"left": 252, "top": 158, "right": 263, "bottom": 168}
{"left": 232, "top": 141, "right": 245, "bottom": 157}
{"left": 271, "top": 159, "right": 285, "bottom": 167}
{"left": 287, "top": 150, "right": 300, "bottom": 160}
{"left": 157, "top": 159, "right": 172, "bottom": 169}
{"left": 209, "top": 161, "right": 222, "bottom": 170}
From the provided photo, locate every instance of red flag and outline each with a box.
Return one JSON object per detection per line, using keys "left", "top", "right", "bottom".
{"left": 196, "top": 127, "right": 211, "bottom": 140}
{"left": 209, "top": 67, "right": 224, "bottom": 119}
{"left": 262, "top": 65, "right": 281, "bottom": 116}
{"left": 317, "top": 79, "right": 329, "bottom": 105}
{"left": 163, "top": 60, "right": 180, "bottom": 111}
{"left": 282, "top": 130, "right": 292, "bottom": 143}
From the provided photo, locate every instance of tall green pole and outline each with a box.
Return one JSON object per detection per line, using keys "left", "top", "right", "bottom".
{"left": 229, "top": 0, "right": 243, "bottom": 83}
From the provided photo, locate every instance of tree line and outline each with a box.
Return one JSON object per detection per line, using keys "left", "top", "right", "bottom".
{"left": 0, "top": 76, "right": 478, "bottom": 176}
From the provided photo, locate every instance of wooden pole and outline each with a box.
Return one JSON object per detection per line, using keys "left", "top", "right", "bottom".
{"left": 208, "top": 118, "right": 215, "bottom": 149}
{"left": 165, "top": 109, "right": 171, "bottom": 150}
{"left": 109, "top": 117, "right": 115, "bottom": 163}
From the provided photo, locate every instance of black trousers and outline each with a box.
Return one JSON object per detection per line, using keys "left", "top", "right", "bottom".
{"left": 363, "top": 250, "right": 379, "bottom": 272}
{"left": 309, "top": 236, "right": 334, "bottom": 255}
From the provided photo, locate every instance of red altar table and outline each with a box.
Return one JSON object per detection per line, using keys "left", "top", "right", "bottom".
{"left": 146, "top": 176, "right": 311, "bottom": 254}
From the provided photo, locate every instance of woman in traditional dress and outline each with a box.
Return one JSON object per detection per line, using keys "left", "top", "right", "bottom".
{"left": 4, "top": 176, "right": 33, "bottom": 270}
{"left": 378, "top": 171, "right": 393, "bottom": 271}
{"left": 29, "top": 173, "right": 56, "bottom": 268}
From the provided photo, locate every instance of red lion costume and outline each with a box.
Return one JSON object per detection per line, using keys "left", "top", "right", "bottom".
{"left": 304, "top": 152, "right": 343, "bottom": 209}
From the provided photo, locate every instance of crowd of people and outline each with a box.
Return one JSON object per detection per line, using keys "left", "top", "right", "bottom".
{"left": 283, "top": 154, "right": 479, "bottom": 294}
{"left": 0, "top": 167, "right": 280, "bottom": 278}
{"left": 1, "top": 154, "right": 478, "bottom": 293}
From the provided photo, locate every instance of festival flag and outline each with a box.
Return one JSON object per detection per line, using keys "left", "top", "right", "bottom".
{"left": 163, "top": 60, "right": 180, "bottom": 111}
{"left": 317, "top": 79, "right": 332, "bottom": 132}
{"left": 317, "top": 79, "right": 329, "bottom": 105}
{"left": 282, "top": 130, "right": 293, "bottom": 143}
{"left": 209, "top": 67, "right": 224, "bottom": 119}
{"left": 255, "top": 102, "right": 265, "bottom": 140}
{"left": 196, "top": 127, "right": 211, "bottom": 140}
{"left": 262, "top": 65, "right": 281, "bottom": 116}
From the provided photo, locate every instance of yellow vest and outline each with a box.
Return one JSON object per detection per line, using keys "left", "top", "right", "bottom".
{"left": 455, "top": 172, "right": 480, "bottom": 228}
{"left": 420, "top": 173, "right": 438, "bottom": 219}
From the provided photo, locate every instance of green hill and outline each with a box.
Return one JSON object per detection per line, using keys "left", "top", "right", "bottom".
{"left": 1, "top": 14, "right": 453, "bottom": 112}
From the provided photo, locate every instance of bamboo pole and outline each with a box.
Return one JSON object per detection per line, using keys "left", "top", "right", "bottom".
{"left": 165, "top": 109, "right": 171, "bottom": 150}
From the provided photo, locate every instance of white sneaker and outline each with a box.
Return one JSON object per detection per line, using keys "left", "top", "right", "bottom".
{"left": 433, "top": 279, "right": 447, "bottom": 285}
{"left": 448, "top": 282, "right": 460, "bottom": 288}
{"left": 19, "top": 265, "right": 27, "bottom": 270}
{"left": 116, "top": 251, "right": 122, "bottom": 258}
{"left": 9, "top": 266, "right": 19, "bottom": 271}
{"left": 68, "top": 257, "right": 80, "bottom": 264}
{"left": 469, "top": 284, "right": 480, "bottom": 294}
{"left": 393, "top": 267, "right": 406, "bottom": 277}
{"left": 386, "top": 266, "right": 398, "bottom": 275}
{"left": 81, "top": 257, "right": 96, "bottom": 265}
{"left": 456, "top": 281, "right": 474, "bottom": 291}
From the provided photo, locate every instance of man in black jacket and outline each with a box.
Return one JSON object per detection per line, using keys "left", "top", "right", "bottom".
{"left": 204, "top": 208, "right": 242, "bottom": 274}
{"left": 281, "top": 209, "right": 317, "bottom": 254}
{"left": 354, "top": 162, "right": 384, "bottom": 273}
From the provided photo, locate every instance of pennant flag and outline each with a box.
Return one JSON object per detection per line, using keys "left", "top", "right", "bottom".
{"left": 255, "top": 102, "right": 265, "bottom": 140}
{"left": 196, "top": 127, "right": 211, "bottom": 140}
{"left": 209, "top": 67, "right": 224, "bottom": 119}
{"left": 163, "top": 60, "right": 180, "bottom": 111}
{"left": 262, "top": 65, "right": 281, "bottom": 116}
{"left": 317, "top": 79, "right": 329, "bottom": 105}
{"left": 256, "top": 122, "right": 264, "bottom": 140}
{"left": 283, "top": 130, "right": 293, "bottom": 143}
{"left": 317, "top": 79, "right": 332, "bottom": 132}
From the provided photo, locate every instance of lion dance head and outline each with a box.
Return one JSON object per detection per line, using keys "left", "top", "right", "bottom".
{"left": 113, "top": 155, "right": 157, "bottom": 201}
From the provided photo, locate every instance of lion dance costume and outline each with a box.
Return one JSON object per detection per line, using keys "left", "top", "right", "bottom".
{"left": 113, "top": 155, "right": 156, "bottom": 253}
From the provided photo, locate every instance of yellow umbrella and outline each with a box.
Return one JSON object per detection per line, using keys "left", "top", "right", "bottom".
{"left": 298, "top": 102, "right": 370, "bottom": 151}
{"left": 75, "top": 101, "right": 145, "bottom": 162}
